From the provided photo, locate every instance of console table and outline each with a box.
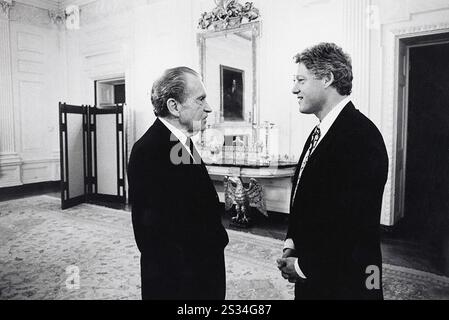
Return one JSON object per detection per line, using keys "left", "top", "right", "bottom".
{"left": 205, "top": 161, "right": 297, "bottom": 214}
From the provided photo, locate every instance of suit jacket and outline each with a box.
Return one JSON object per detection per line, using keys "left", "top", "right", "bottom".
{"left": 287, "top": 102, "right": 388, "bottom": 300}
{"left": 127, "top": 118, "right": 229, "bottom": 300}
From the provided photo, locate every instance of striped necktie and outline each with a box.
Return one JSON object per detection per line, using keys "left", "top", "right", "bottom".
{"left": 292, "top": 125, "right": 321, "bottom": 202}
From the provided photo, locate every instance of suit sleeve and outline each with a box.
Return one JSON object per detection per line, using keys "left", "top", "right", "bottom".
{"left": 338, "top": 134, "right": 388, "bottom": 263}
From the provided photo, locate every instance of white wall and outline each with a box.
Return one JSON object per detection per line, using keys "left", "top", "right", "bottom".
{"left": 2, "top": 0, "right": 449, "bottom": 225}
{"left": 58, "top": 0, "right": 449, "bottom": 226}
{"left": 0, "top": 2, "right": 63, "bottom": 187}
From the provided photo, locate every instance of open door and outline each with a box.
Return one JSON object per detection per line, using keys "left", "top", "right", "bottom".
{"left": 393, "top": 39, "right": 409, "bottom": 224}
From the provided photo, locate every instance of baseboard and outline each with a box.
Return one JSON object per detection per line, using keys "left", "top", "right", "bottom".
{"left": 0, "top": 181, "right": 61, "bottom": 201}
{"left": 0, "top": 156, "right": 60, "bottom": 188}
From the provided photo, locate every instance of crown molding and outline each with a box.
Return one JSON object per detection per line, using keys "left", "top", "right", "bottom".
{"left": 17, "top": 0, "right": 97, "bottom": 11}
{"left": 59, "top": 0, "right": 97, "bottom": 9}
{"left": 16, "top": 0, "right": 59, "bottom": 10}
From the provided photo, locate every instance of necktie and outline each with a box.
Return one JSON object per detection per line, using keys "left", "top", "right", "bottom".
{"left": 291, "top": 125, "right": 321, "bottom": 202}
{"left": 186, "top": 137, "right": 201, "bottom": 164}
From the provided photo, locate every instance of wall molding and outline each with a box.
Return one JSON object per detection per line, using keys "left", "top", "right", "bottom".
{"left": 0, "top": 153, "right": 22, "bottom": 187}
{"left": 390, "top": 22, "right": 449, "bottom": 37}
{"left": 342, "top": 0, "right": 371, "bottom": 113}
{"left": 378, "top": 0, "right": 449, "bottom": 25}
{"left": 21, "top": 158, "right": 59, "bottom": 183}
{"left": 9, "top": 2, "right": 56, "bottom": 28}
{"left": 0, "top": 16, "right": 16, "bottom": 156}
{"left": 0, "top": 155, "right": 59, "bottom": 187}
{"left": 17, "top": 0, "right": 59, "bottom": 11}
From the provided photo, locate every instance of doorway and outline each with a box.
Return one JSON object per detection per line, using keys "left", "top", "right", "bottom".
{"left": 95, "top": 78, "right": 126, "bottom": 107}
{"left": 396, "top": 37, "right": 449, "bottom": 275}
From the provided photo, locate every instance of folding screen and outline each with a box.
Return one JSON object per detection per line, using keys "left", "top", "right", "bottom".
{"left": 59, "top": 103, "right": 126, "bottom": 209}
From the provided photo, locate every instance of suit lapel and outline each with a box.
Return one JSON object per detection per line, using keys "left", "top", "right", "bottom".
{"left": 290, "top": 102, "right": 355, "bottom": 206}
{"left": 303, "top": 102, "right": 355, "bottom": 165}
{"left": 154, "top": 118, "right": 203, "bottom": 166}
{"left": 156, "top": 119, "right": 209, "bottom": 187}
{"left": 290, "top": 130, "right": 314, "bottom": 205}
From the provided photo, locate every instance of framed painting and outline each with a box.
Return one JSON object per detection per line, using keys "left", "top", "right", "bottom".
{"left": 220, "top": 65, "right": 244, "bottom": 121}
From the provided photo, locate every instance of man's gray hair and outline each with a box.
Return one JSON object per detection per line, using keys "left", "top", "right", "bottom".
{"left": 151, "top": 66, "right": 200, "bottom": 117}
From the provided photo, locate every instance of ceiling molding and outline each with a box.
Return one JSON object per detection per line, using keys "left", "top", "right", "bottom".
{"left": 16, "top": 0, "right": 59, "bottom": 10}
{"left": 17, "top": 0, "right": 98, "bottom": 11}
{"left": 59, "top": 0, "right": 97, "bottom": 9}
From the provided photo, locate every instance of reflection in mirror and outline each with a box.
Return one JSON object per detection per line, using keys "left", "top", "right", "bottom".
{"left": 205, "top": 31, "right": 253, "bottom": 123}
{"left": 198, "top": 21, "right": 260, "bottom": 130}
{"left": 197, "top": 1, "right": 262, "bottom": 162}
{"left": 221, "top": 65, "right": 244, "bottom": 121}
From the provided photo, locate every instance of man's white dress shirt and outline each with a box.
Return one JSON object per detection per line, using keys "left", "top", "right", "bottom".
{"left": 159, "top": 117, "right": 196, "bottom": 159}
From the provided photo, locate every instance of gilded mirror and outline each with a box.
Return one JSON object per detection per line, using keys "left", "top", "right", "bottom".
{"left": 197, "top": 19, "right": 260, "bottom": 139}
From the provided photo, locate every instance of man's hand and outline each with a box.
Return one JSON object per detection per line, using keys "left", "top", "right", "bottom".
{"left": 276, "top": 257, "right": 303, "bottom": 283}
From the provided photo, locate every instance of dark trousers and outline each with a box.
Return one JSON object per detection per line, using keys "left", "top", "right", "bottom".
{"left": 141, "top": 253, "right": 225, "bottom": 300}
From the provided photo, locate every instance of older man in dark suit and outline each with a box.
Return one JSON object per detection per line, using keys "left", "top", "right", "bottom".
{"left": 277, "top": 43, "right": 389, "bottom": 300}
{"left": 127, "top": 67, "right": 229, "bottom": 300}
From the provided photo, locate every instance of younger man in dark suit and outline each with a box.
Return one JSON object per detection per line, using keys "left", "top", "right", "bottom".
{"left": 277, "top": 43, "right": 388, "bottom": 299}
{"left": 128, "top": 67, "right": 229, "bottom": 300}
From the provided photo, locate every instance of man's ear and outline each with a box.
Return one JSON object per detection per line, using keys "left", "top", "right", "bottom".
{"left": 323, "top": 72, "right": 335, "bottom": 89}
{"left": 166, "top": 98, "right": 180, "bottom": 117}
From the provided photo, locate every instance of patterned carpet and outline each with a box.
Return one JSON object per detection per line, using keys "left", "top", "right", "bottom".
{"left": 0, "top": 196, "right": 448, "bottom": 300}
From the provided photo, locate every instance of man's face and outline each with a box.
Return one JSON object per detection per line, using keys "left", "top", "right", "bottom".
{"left": 292, "top": 63, "right": 327, "bottom": 115}
{"left": 178, "top": 74, "right": 212, "bottom": 134}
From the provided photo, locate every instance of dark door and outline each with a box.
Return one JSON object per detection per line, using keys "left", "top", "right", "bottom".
{"left": 404, "top": 43, "right": 449, "bottom": 249}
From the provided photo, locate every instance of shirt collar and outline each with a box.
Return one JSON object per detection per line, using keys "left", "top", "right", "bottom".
{"left": 318, "top": 96, "right": 351, "bottom": 138}
{"left": 158, "top": 117, "right": 188, "bottom": 146}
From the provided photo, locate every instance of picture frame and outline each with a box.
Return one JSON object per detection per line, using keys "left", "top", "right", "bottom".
{"left": 220, "top": 65, "right": 245, "bottom": 122}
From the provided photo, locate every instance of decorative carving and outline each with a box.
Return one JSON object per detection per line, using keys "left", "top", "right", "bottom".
{"left": 198, "top": 0, "right": 259, "bottom": 31}
{"left": 65, "top": 5, "right": 80, "bottom": 30}
{"left": 48, "top": 9, "right": 66, "bottom": 25}
{"left": 0, "top": 0, "right": 13, "bottom": 18}
{"left": 390, "top": 22, "right": 449, "bottom": 36}
{"left": 224, "top": 176, "right": 267, "bottom": 228}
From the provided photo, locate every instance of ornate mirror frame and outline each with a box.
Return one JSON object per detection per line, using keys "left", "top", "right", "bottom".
{"left": 197, "top": 21, "right": 261, "bottom": 133}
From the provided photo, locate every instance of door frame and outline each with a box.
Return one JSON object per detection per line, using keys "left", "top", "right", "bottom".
{"left": 394, "top": 33, "right": 449, "bottom": 224}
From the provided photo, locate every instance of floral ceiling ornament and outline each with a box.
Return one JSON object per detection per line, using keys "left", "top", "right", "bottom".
{"left": 0, "top": 0, "right": 14, "bottom": 17}
{"left": 198, "top": 0, "right": 259, "bottom": 31}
